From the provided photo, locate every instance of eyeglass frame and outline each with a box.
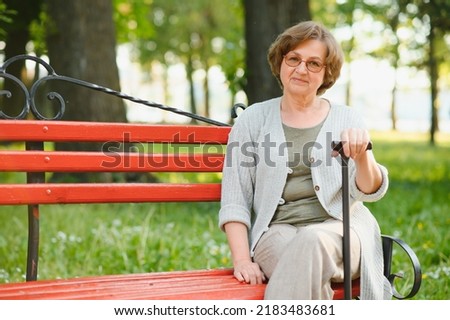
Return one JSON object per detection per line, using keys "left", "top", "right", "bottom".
{"left": 283, "top": 52, "right": 326, "bottom": 73}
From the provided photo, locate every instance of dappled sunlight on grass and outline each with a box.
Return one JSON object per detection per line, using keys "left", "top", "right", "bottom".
{"left": 364, "top": 131, "right": 449, "bottom": 299}
{"left": 153, "top": 172, "right": 223, "bottom": 183}
{"left": 370, "top": 131, "right": 450, "bottom": 182}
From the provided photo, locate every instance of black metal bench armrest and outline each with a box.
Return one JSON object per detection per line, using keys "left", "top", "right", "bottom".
{"left": 381, "top": 234, "right": 422, "bottom": 299}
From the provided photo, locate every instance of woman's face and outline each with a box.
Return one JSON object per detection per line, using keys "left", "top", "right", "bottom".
{"left": 279, "top": 39, "right": 327, "bottom": 98}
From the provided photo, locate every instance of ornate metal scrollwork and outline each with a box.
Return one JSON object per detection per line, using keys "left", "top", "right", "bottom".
{"left": 0, "top": 54, "right": 231, "bottom": 126}
{"left": 0, "top": 71, "right": 30, "bottom": 120}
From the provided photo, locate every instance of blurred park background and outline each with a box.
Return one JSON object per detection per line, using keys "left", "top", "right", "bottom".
{"left": 0, "top": 0, "right": 449, "bottom": 299}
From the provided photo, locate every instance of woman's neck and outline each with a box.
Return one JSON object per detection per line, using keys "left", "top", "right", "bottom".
{"left": 282, "top": 94, "right": 320, "bottom": 111}
{"left": 280, "top": 96, "right": 330, "bottom": 129}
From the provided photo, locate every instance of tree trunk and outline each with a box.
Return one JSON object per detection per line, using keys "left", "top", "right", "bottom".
{"left": 45, "top": 0, "right": 126, "bottom": 123}
{"left": 345, "top": 63, "right": 352, "bottom": 106}
{"left": 1, "top": 29, "right": 29, "bottom": 118}
{"left": 428, "top": 24, "right": 439, "bottom": 146}
{"left": 45, "top": 0, "right": 127, "bottom": 182}
{"left": 186, "top": 53, "right": 197, "bottom": 124}
{"left": 342, "top": 10, "right": 355, "bottom": 107}
{"left": 390, "top": 64, "right": 398, "bottom": 131}
{"left": 243, "top": 0, "right": 311, "bottom": 105}
{"left": 204, "top": 64, "right": 210, "bottom": 118}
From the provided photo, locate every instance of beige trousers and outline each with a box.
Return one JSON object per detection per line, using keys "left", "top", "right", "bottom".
{"left": 253, "top": 219, "right": 361, "bottom": 300}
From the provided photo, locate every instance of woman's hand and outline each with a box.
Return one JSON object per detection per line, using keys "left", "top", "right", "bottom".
{"left": 339, "top": 128, "right": 371, "bottom": 160}
{"left": 339, "top": 128, "right": 383, "bottom": 194}
{"left": 233, "top": 260, "right": 266, "bottom": 285}
{"left": 224, "top": 222, "right": 266, "bottom": 285}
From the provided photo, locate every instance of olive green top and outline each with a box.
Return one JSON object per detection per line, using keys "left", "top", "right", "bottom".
{"left": 271, "top": 121, "right": 330, "bottom": 227}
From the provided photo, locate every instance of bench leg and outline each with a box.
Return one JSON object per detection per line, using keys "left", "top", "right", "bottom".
{"left": 26, "top": 204, "right": 40, "bottom": 281}
{"left": 25, "top": 142, "right": 44, "bottom": 281}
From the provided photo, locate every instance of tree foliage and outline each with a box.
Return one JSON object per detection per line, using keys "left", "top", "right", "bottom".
{"left": 0, "top": 0, "right": 14, "bottom": 40}
{"left": 363, "top": 0, "right": 450, "bottom": 144}
{"left": 314, "top": 0, "right": 449, "bottom": 144}
{"left": 399, "top": 0, "right": 449, "bottom": 143}
{"left": 114, "top": 0, "right": 244, "bottom": 120}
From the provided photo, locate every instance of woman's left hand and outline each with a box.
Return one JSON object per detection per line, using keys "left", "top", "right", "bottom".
{"left": 339, "top": 128, "right": 383, "bottom": 194}
{"left": 339, "top": 128, "right": 371, "bottom": 160}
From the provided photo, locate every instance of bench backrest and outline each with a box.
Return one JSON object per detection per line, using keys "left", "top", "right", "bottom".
{"left": 0, "top": 119, "right": 231, "bottom": 280}
{"left": 0, "top": 120, "right": 230, "bottom": 203}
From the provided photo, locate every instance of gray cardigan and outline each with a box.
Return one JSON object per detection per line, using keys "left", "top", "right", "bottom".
{"left": 219, "top": 97, "right": 391, "bottom": 299}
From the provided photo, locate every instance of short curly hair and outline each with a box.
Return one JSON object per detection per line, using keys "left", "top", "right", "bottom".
{"left": 267, "top": 21, "right": 344, "bottom": 96}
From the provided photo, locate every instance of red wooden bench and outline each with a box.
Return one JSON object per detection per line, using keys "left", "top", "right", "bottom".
{"left": 0, "top": 119, "right": 421, "bottom": 300}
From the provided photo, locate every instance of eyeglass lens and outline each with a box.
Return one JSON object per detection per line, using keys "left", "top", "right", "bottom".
{"left": 284, "top": 52, "right": 324, "bottom": 73}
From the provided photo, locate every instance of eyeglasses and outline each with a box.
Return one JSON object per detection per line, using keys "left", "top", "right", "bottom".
{"left": 283, "top": 52, "right": 326, "bottom": 73}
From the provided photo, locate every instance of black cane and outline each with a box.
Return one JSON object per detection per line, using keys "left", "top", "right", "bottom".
{"left": 332, "top": 141, "right": 372, "bottom": 300}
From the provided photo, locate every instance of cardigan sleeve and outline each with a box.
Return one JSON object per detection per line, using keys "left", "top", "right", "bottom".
{"left": 218, "top": 112, "right": 257, "bottom": 231}
{"left": 302, "top": 103, "right": 391, "bottom": 218}
{"left": 349, "top": 163, "right": 389, "bottom": 202}
{"left": 344, "top": 108, "right": 389, "bottom": 202}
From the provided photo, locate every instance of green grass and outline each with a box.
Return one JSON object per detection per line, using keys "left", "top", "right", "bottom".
{"left": 0, "top": 130, "right": 448, "bottom": 299}
{"left": 0, "top": 202, "right": 229, "bottom": 282}
{"left": 366, "top": 131, "right": 450, "bottom": 300}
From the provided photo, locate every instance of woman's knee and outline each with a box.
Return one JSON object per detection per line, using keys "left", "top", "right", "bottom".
{"left": 253, "top": 224, "right": 297, "bottom": 277}
{"left": 292, "top": 227, "right": 342, "bottom": 255}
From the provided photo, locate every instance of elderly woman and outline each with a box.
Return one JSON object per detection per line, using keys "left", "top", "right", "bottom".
{"left": 219, "top": 21, "right": 391, "bottom": 300}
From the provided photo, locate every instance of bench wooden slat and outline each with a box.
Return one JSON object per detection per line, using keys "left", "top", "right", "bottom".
{"left": 0, "top": 120, "right": 231, "bottom": 143}
{"left": 0, "top": 151, "right": 225, "bottom": 172}
{"left": 0, "top": 183, "right": 221, "bottom": 204}
{"left": 0, "top": 269, "right": 264, "bottom": 300}
{"left": 0, "top": 268, "right": 357, "bottom": 300}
